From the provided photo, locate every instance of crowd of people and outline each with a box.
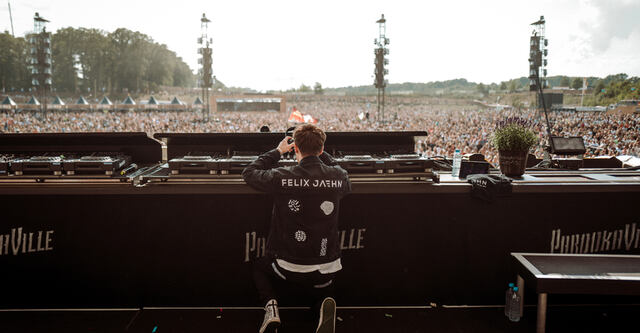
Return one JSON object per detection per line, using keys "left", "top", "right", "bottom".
{"left": 1, "top": 95, "right": 638, "bottom": 165}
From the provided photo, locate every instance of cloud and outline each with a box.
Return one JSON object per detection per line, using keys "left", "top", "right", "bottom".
{"left": 584, "top": 0, "right": 640, "bottom": 52}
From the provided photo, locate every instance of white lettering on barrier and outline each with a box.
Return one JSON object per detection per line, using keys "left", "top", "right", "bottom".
{"left": 0, "top": 227, "right": 54, "bottom": 256}
{"left": 550, "top": 223, "right": 639, "bottom": 254}
{"left": 243, "top": 228, "right": 365, "bottom": 262}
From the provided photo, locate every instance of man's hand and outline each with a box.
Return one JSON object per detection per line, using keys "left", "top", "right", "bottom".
{"left": 277, "top": 136, "right": 295, "bottom": 155}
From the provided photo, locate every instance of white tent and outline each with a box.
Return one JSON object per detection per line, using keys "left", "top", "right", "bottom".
{"left": 76, "top": 96, "right": 90, "bottom": 105}
{"left": 1, "top": 96, "right": 17, "bottom": 106}
{"left": 99, "top": 96, "right": 113, "bottom": 105}
{"left": 171, "top": 97, "right": 184, "bottom": 105}
{"left": 122, "top": 95, "right": 136, "bottom": 105}
{"left": 27, "top": 96, "right": 40, "bottom": 105}
{"left": 52, "top": 96, "right": 65, "bottom": 105}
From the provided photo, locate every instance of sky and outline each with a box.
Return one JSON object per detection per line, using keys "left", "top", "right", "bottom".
{"left": 1, "top": 0, "right": 639, "bottom": 91}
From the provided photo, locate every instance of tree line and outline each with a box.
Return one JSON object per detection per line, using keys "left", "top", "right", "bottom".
{"left": 0, "top": 28, "right": 195, "bottom": 94}
{"left": 584, "top": 74, "right": 640, "bottom": 106}
{"left": 317, "top": 75, "right": 639, "bottom": 105}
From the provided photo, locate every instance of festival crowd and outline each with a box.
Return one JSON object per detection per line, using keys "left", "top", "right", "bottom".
{"left": 1, "top": 95, "right": 638, "bottom": 165}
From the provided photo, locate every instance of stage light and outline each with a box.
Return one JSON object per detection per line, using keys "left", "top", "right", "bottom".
{"left": 373, "top": 13, "right": 390, "bottom": 124}
{"left": 29, "top": 12, "right": 52, "bottom": 114}
{"left": 529, "top": 15, "right": 553, "bottom": 141}
{"left": 198, "top": 13, "right": 213, "bottom": 122}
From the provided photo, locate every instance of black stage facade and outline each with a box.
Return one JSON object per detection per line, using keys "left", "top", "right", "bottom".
{"left": 1, "top": 132, "right": 639, "bottom": 309}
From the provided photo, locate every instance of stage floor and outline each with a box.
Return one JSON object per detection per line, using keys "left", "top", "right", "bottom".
{"left": 0, "top": 304, "right": 637, "bottom": 332}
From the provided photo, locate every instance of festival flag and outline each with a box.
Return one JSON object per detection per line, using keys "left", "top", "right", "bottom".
{"left": 303, "top": 114, "right": 318, "bottom": 124}
{"left": 288, "top": 107, "right": 318, "bottom": 124}
{"left": 288, "top": 109, "right": 304, "bottom": 123}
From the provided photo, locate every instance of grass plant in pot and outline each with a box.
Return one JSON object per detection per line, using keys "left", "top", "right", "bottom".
{"left": 491, "top": 117, "right": 538, "bottom": 177}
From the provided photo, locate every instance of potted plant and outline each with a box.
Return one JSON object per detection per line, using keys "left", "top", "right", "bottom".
{"left": 491, "top": 117, "right": 538, "bottom": 177}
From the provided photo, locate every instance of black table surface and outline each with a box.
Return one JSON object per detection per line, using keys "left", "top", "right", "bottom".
{"left": 522, "top": 254, "right": 640, "bottom": 276}
{"left": 512, "top": 253, "right": 640, "bottom": 295}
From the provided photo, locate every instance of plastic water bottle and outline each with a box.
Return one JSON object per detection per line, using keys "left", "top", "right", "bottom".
{"left": 508, "top": 286, "right": 521, "bottom": 322}
{"left": 504, "top": 283, "right": 515, "bottom": 316}
{"left": 452, "top": 149, "right": 462, "bottom": 177}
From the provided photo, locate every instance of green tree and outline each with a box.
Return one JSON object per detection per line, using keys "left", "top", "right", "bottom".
{"left": 508, "top": 81, "right": 517, "bottom": 93}
{"left": 172, "top": 58, "right": 195, "bottom": 88}
{"left": 582, "top": 76, "right": 640, "bottom": 106}
{"left": 0, "top": 32, "right": 31, "bottom": 92}
{"left": 2, "top": 27, "right": 195, "bottom": 95}
{"left": 76, "top": 28, "right": 113, "bottom": 95}
{"left": 594, "top": 80, "right": 605, "bottom": 95}
{"left": 313, "top": 82, "right": 323, "bottom": 95}
{"left": 298, "top": 83, "right": 311, "bottom": 92}
{"left": 571, "top": 78, "right": 582, "bottom": 90}
{"left": 499, "top": 81, "right": 507, "bottom": 91}
{"left": 476, "top": 83, "right": 488, "bottom": 97}
{"left": 602, "top": 73, "right": 628, "bottom": 85}
{"left": 109, "top": 28, "right": 151, "bottom": 93}
{"left": 559, "top": 76, "right": 570, "bottom": 87}
{"left": 145, "top": 43, "right": 173, "bottom": 92}
{"left": 52, "top": 27, "right": 82, "bottom": 92}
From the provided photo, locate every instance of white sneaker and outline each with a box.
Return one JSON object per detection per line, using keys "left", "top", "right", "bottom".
{"left": 316, "top": 297, "right": 336, "bottom": 333}
{"left": 259, "top": 299, "right": 280, "bottom": 333}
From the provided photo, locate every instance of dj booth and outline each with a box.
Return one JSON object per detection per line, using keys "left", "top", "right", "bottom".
{"left": 0, "top": 132, "right": 639, "bottom": 309}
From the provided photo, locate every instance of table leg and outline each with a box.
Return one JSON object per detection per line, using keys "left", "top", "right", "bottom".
{"left": 536, "top": 293, "right": 547, "bottom": 333}
{"left": 516, "top": 274, "right": 524, "bottom": 317}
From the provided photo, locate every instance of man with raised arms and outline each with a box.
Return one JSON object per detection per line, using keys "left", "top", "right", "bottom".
{"left": 243, "top": 124, "right": 351, "bottom": 333}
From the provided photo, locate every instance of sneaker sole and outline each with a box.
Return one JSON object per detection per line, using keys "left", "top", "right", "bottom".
{"left": 316, "top": 298, "right": 336, "bottom": 333}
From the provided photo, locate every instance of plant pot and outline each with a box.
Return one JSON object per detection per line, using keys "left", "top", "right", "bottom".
{"left": 498, "top": 150, "right": 529, "bottom": 177}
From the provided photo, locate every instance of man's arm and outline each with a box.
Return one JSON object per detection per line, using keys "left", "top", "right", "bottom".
{"left": 341, "top": 170, "right": 352, "bottom": 196}
{"left": 241, "top": 137, "right": 294, "bottom": 193}
{"left": 319, "top": 151, "right": 338, "bottom": 166}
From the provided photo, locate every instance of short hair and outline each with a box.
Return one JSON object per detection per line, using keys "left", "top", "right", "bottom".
{"left": 293, "top": 124, "right": 326, "bottom": 156}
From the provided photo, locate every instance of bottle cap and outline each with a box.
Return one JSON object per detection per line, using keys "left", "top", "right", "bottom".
{"left": 508, "top": 283, "right": 514, "bottom": 288}
{"left": 513, "top": 287, "right": 519, "bottom": 292}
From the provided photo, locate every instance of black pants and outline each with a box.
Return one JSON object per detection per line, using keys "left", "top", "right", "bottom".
{"left": 253, "top": 256, "right": 336, "bottom": 309}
